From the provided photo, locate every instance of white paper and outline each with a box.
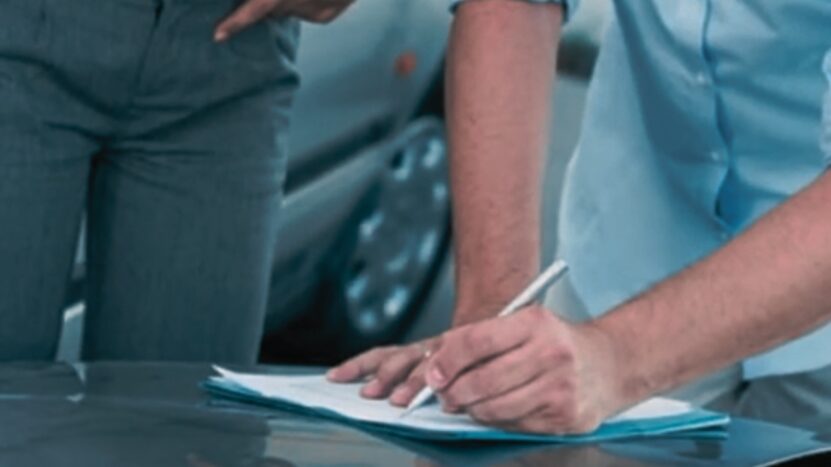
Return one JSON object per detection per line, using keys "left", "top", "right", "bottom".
{"left": 213, "top": 366, "right": 692, "bottom": 433}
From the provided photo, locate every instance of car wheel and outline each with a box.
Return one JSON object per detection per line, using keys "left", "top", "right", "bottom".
{"left": 333, "top": 119, "right": 450, "bottom": 354}
{"left": 262, "top": 118, "right": 450, "bottom": 364}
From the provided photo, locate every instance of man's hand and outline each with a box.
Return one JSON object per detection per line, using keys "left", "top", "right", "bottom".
{"left": 424, "top": 306, "right": 626, "bottom": 435}
{"left": 327, "top": 337, "right": 440, "bottom": 407}
{"left": 215, "top": 0, "right": 355, "bottom": 41}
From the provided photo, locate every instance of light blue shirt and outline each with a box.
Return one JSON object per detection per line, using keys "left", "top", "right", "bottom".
{"left": 824, "top": 52, "right": 831, "bottom": 159}
{"left": 455, "top": 0, "right": 831, "bottom": 379}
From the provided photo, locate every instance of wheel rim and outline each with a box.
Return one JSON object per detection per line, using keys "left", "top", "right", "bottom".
{"left": 344, "top": 132, "right": 449, "bottom": 335}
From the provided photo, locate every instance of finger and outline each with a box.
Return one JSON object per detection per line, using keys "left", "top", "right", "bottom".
{"left": 389, "top": 361, "right": 428, "bottom": 407}
{"left": 426, "top": 311, "right": 536, "bottom": 390}
{"left": 361, "top": 344, "right": 424, "bottom": 399}
{"left": 438, "top": 341, "right": 542, "bottom": 409}
{"left": 465, "top": 373, "right": 551, "bottom": 426}
{"left": 290, "top": 5, "right": 343, "bottom": 23}
{"left": 215, "top": 0, "right": 282, "bottom": 42}
{"left": 326, "top": 346, "right": 396, "bottom": 382}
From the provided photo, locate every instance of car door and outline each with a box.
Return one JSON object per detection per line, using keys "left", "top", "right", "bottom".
{"left": 286, "top": 1, "right": 406, "bottom": 177}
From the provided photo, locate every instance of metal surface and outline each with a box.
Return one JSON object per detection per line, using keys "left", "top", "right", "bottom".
{"left": 1, "top": 362, "right": 829, "bottom": 467}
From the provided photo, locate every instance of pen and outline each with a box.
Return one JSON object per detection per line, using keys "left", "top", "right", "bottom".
{"left": 400, "top": 259, "right": 569, "bottom": 418}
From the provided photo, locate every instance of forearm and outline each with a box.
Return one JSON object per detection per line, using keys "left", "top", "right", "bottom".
{"left": 596, "top": 171, "right": 831, "bottom": 406}
{"left": 447, "top": 0, "right": 562, "bottom": 325}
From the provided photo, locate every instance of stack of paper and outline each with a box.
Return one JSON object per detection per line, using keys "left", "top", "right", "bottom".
{"left": 203, "top": 366, "right": 729, "bottom": 443}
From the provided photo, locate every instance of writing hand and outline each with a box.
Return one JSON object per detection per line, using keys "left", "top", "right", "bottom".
{"left": 424, "top": 306, "right": 626, "bottom": 435}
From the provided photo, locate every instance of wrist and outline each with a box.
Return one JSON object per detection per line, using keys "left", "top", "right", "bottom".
{"left": 454, "top": 274, "right": 540, "bottom": 326}
{"left": 451, "top": 301, "right": 502, "bottom": 327}
{"left": 578, "top": 318, "right": 651, "bottom": 413}
{"left": 588, "top": 313, "right": 661, "bottom": 410}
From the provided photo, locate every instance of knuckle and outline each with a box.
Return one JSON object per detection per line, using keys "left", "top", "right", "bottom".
{"left": 370, "top": 346, "right": 396, "bottom": 359}
{"left": 543, "top": 342, "right": 575, "bottom": 365}
{"left": 537, "top": 342, "right": 559, "bottom": 361}
{"left": 558, "top": 378, "right": 577, "bottom": 397}
{"left": 406, "top": 343, "right": 426, "bottom": 357}
{"left": 460, "top": 331, "right": 477, "bottom": 353}
{"left": 374, "top": 367, "right": 395, "bottom": 384}
{"left": 463, "top": 328, "right": 490, "bottom": 353}
{"left": 404, "top": 375, "right": 425, "bottom": 391}
{"left": 375, "top": 357, "right": 407, "bottom": 382}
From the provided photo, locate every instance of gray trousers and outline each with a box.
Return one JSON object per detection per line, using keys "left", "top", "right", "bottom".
{"left": 546, "top": 275, "right": 831, "bottom": 438}
{"left": 0, "top": 0, "right": 299, "bottom": 363}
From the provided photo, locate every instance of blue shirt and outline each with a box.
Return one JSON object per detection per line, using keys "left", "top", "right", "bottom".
{"left": 824, "top": 52, "right": 831, "bottom": 159}
{"left": 455, "top": 0, "right": 831, "bottom": 379}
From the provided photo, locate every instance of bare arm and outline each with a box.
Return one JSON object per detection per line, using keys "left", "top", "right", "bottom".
{"left": 328, "top": 0, "right": 563, "bottom": 402}
{"left": 602, "top": 171, "right": 831, "bottom": 405}
{"left": 424, "top": 171, "right": 831, "bottom": 434}
{"left": 448, "top": 0, "right": 562, "bottom": 325}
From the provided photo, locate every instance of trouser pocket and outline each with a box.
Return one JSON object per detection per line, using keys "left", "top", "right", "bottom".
{"left": 227, "top": 16, "right": 300, "bottom": 65}
{"left": 0, "top": 0, "right": 50, "bottom": 83}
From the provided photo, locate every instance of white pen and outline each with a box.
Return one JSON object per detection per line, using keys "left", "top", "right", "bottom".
{"left": 400, "top": 259, "right": 569, "bottom": 418}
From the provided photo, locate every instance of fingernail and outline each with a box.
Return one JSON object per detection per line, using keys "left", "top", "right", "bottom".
{"left": 214, "top": 31, "right": 228, "bottom": 42}
{"left": 427, "top": 366, "right": 446, "bottom": 388}
{"left": 325, "top": 368, "right": 338, "bottom": 380}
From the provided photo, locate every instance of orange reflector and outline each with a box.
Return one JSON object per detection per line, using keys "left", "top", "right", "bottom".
{"left": 394, "top": 52, "right": 418, "bottom": 77}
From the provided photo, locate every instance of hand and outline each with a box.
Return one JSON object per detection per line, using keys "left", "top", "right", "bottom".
{"left": 215, "top": 0, "right": 356, "bottom": 41}
{"left": 327, "top": 338, "right": 440, "bottom": 407}
{"left": 423, "top": 306, "right": 626, "bottom": 435}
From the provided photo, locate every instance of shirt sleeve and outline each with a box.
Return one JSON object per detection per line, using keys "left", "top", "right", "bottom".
{"left": 450, "top": 0, "right": 579, "bottom": 23}
{"left": 822, "top": 50, "right": 831, "bottom": 162}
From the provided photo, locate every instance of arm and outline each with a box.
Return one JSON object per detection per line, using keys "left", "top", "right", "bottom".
{"left": 425, "top": 171, "right": 831, "bottom": 433}
{"left": 448, "top": 0, "right": 562, "bottom": 325}
{"left": 610, "top": 51, "right": 831, "bottom": 401}
{"left": 327, "top": 0, "right": 564, "bottom": 401}
{"left": 601, "top": 170, "right": 831, "bottom": 406}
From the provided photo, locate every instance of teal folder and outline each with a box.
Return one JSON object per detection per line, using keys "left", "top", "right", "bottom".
{"left": 203, "top": 367, "right": 729, "bottom": 443}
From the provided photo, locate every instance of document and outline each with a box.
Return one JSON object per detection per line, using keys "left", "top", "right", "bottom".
{"left": 204, "top": 366, "right": 729, "bottom": 443}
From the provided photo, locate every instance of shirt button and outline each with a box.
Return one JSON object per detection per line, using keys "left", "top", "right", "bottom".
{"left": 695, "top": 72, "right": 710, "bottom": 86}
{"left": 709, "top": 150, "right": 723, "bottom": 162}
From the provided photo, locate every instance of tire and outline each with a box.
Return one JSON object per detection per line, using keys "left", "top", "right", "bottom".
{"left": 261, "top": 118, "right": 451, "bottom": 364}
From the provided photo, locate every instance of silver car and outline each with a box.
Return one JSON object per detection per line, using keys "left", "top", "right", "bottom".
{"left": 260, "top": 1, "right": 453, "bottom": 362}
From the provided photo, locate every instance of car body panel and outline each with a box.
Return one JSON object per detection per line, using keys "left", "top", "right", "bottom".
{"left": 262, "top": 2, "right": 452, "bottom": 334}
{"left": 286, "top": 3, "right": 402, "bottom": 173}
